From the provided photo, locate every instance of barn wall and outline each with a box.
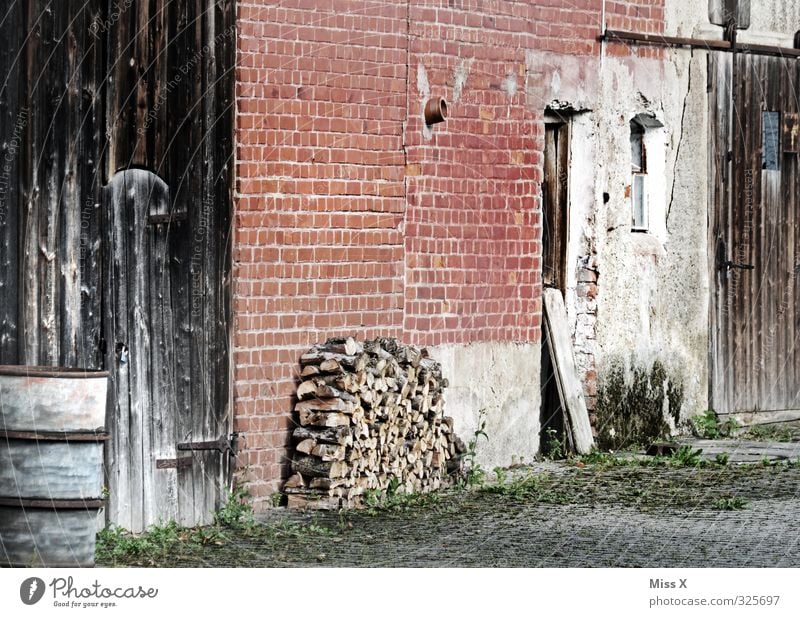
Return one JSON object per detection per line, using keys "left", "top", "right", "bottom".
{"left": 0, "top": 1, "right": 236, "bottom": 524}
{"left": 233, "top": 0, "right": 669, "bottom": 504}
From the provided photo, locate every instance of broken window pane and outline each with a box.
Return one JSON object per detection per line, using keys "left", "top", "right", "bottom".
{"left": 763, "top": 111, "right": 780, "bottom": 171}
{"left": 630, "top": 120, "right": 645, "bottom": 172}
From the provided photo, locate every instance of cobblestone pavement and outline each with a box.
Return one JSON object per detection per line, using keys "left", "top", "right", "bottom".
{"left": 98, "top": 461, "right": 800, "bottom": 568}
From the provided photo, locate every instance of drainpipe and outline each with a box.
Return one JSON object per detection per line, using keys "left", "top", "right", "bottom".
{"left": 601, "top": 0, "right": 606, "bottom": 32}
{"left": 600, "top": 0, "right": 607, "bottom": 71}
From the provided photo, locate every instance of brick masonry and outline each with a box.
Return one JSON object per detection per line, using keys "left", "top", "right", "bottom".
{"left": 234, "top": 0, "right": 665, "bottom": 506}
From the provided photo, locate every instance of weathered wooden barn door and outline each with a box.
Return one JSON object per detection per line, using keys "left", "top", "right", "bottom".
{"left": 710, "top": 53, "right": 800, "bottom": 425}
{"left": 100, "top": 0, "right": 235, "bottom": 531}
{"left": 104, "top": 170, "right": 177, "bottom": 529}
{"left": 0, "top": 0, "right": 234, "bottom": 532}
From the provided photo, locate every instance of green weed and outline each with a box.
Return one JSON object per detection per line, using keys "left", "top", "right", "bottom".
{"left": 362, "top": 487, "right": 441, "bottom": 514}
{"left": 669, "top": 445, "right": 704, "bottom": 467}
{"left": 744, "top": 425, "right": 798, "bottom": 442}
{"left": 712, "top": 496, "right": 747, "bottom": 510}
{"left": 691, "top": 409, "right": 739, "bottom": 439}
{"left": 458, "top": 409, "right": 488, "bottom": 488}
{"left": 214, "top": 486, "right": 256, "bottom": 529}
{"left": 543, "top": 427, "right": 565, "bottom": 460}
{"left": 96, "top": 521, "right": 225, "bottom": 565}
{"left": 481, "top": 473, "right": 572, "bottom": 504}
{"left": 714, "top": 453, "right": 730, "bottom": 466}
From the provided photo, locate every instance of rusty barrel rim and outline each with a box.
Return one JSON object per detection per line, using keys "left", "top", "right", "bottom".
{"left": 0, "top": 429, "right": 109, "bottom": 442}
{"left": 0, "top": 496, "right": 105, "bottom": 509}
{"left": 0, "top": 365, "right": 109, "bottom": 379}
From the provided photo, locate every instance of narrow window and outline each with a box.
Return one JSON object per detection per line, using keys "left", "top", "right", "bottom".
{"left": 763, "top": 111, "right": 780, "bottom": 171}
{"left": 630, "top": 119, "right": 648, "bottom": 231}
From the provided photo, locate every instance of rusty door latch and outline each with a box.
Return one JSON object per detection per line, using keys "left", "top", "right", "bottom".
{"left": 157, "top": 433, "right": 239, "bottom": 470}
{"left": 716, "top": 239, "right": 754, "bottom": 272}
{"left": 720, "top": 260, "right": 754, "bottom": 271}
{"left": 177, "top": 433, "right": 239, "bottom": 456}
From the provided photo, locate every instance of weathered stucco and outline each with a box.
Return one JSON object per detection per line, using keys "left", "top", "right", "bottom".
{"left": 525, "top": 40, "right": 710, "bottom": 430}
{"left": 669, "top": 0, "right": 800, "bottom": 45}
{"left": 593, "top": 50, "right": 710, "bottom": 425}
{"left": 429, "top": 342, "right": 541, "bottom": 470}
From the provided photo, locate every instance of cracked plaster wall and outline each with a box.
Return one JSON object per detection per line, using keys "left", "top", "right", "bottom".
{"left": 593, "top": 1, "right": 800, "bottom": 425}
{"left": 593, "top": 49, "right": 709, "bottom": 424}
{"left": 429, "top": 342, "right": 541, "bottom": 470}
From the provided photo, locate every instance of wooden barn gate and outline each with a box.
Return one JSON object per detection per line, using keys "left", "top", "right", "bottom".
{"left": 710, "top": 52, "right": 800, "bottom": 426}
{"left": 0, "top": 1, "right": 234, "bottom": 531}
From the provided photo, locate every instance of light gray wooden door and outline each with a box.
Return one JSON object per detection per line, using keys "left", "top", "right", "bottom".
{"left": 103, "top": 169, "right": 229, "bottom": 531}
{"left": 710, "top": 53, "right": 800, "bottom": 426}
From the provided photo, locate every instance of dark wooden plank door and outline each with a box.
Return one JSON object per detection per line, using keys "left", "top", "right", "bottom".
{"left": 710, "top": 53, "right": 800, "bottom": 424}
{"left": 0, "top": 1, "right": 233, "bottom": 531}
{"left": 100, "top": 0, "right": 234, "bottom": 531}
{"left": 540, "top": 121, "right": 571, "bottom": 451}
{"left": 542, "top": 122, "right": 570, "bottom": 293}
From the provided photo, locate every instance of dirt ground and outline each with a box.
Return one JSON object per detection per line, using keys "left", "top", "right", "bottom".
{"left": 97, "top": 458, "right": 800, "bottom": 568}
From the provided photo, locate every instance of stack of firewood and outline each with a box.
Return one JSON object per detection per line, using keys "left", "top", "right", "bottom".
{"left": 284, "top": 337, "right": 466, "bottom": 509}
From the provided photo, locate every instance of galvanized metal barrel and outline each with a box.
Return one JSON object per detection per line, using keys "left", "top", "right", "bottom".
{"left": 0, "top": 366, "right": 108, "bottom": 567}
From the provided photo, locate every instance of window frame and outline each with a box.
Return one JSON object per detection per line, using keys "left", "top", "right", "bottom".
{"left": 630, "top": 118, "right": 649, "bottom": 232}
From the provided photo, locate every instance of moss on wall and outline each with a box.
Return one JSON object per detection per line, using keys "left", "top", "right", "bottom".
{"left": 596, "top": 359, "right": 684, "bottom": 450}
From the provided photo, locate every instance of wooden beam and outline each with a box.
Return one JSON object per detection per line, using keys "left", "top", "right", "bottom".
{"left": 543, "top": 288, "right": 594, "bottom": 455}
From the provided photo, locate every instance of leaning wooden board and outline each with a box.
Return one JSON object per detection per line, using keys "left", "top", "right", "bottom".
{"left": 543, "top": 288, "right": 594, "bottom": 454}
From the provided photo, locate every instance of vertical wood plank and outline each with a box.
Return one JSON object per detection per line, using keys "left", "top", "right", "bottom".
{"left": 200, "top": 0, "right": 218, "bottom": 524}
{"left": 215, "top": 0, "right": 235, "bottom": 507}
{"left": 60, "top": 0, "right": 89, "bottom": 367}
{"left": 0, "top": 1, "right": 24, "bottom": 365}
{"left": 20, "top": 0, "right": 44, "bottom": 366}
{"left": 171, "top": 0, "right": 199, "bottom": 526}
{"left": 148, "top": 178, "right": 180, "bottom": 524}
{"left": 79, "top": 0, "right": 105, "bottom": 371}
{"left": 103, "top": 172, "right": 133, "bottom": 530}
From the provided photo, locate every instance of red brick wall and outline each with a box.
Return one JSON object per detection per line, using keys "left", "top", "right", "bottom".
{"left": 233, "top": 0, "right": 665, "bottom": 505}
{"left": 605, "top": 0, "right": 667, "bottom": 57}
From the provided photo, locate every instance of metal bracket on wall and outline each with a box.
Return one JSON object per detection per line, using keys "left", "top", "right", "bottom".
{"left": 601, "top": 30, "right": 800, "bottom": 60}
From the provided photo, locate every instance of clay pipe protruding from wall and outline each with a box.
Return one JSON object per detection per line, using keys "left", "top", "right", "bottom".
{"left": 424, "top": 97, "right": 448, "bottom": 125}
